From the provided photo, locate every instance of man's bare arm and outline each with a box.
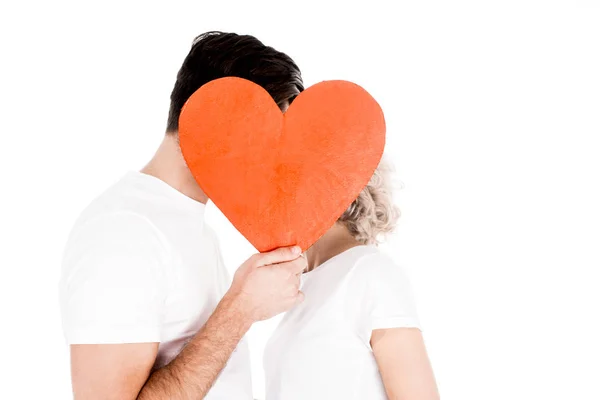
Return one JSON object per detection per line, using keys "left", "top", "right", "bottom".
{"left": 71, "top": 343, "right": 158, "bottom": 400}
{"left": 138, "top": 294, "right": 252, "bottom": 399}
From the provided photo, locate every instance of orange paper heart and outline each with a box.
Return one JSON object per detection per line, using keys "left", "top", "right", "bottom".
{"left": 179, "top": 77, "right": 385, "bottom": 252}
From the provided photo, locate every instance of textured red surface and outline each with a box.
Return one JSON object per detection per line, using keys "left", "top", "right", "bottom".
{"left": 179, "top": 77, "right": 385, "bottom": 252}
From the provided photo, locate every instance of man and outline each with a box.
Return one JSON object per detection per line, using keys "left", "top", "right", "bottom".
{"left": 59, "top": 31, "right": 306, "bottom": 399}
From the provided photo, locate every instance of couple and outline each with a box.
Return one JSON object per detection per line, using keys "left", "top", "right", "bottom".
{"left": 59, "top": 31, "right": 438, "bottom": 400}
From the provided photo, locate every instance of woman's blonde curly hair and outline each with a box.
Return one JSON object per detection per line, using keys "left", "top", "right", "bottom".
{"left": 338, "top": 158, "right": 400, "bottom": 245}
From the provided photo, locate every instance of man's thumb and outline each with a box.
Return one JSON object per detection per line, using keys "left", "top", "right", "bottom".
{"left": 294, "top": 291, "right": 305, "bottom": 306}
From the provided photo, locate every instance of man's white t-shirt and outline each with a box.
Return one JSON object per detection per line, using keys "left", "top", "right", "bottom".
{"left": 59, "top": 171, "right": 252, "bottom": 399}
{"left": 264, "top": 245, "right": 420, "bottom": 400}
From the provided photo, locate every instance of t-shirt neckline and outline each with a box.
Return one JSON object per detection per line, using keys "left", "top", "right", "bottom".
{"left": 304, "top": 244, "right": 376, "bottom": 277}
{"left": 126, "top": 171, "right": 207, "bottom": 214}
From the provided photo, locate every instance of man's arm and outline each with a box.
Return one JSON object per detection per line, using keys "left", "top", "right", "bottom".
{"left": 138, "top": 293, "right": 252, "bottom": 399}
{"left": 69, "top": 246, "right": 306, "bottom": 400}
{"left": 71, "top": 343, "right": 158, "bottom": 399}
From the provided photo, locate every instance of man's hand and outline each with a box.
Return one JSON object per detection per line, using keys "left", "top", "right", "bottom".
{"left": 226, "top": 245, "right": 307, "bottom": 322}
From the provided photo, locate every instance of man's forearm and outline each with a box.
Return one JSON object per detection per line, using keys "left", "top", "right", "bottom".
{"left": 137, "top": 294, "right": 252, "bottom": 399}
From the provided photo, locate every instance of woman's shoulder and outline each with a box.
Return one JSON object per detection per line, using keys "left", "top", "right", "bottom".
{"left": 347, "top": 246, "right": 416, "bottom": 301}
{"left": 350, "top": 246, "right": 409, "bottom": 282}
{"left": 344, "top": 246, "right": 421, "bottom": 331}
{"left": 312, "top": 245, "right": 412, "bottom": 294}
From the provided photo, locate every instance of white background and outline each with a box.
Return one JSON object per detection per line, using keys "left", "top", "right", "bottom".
{"left": 1, "top": 1, "right": 599, "bottom": 399}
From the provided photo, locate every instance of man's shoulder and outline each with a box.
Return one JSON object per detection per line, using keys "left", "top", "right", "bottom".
{"left": 67, "top": 173, "right": 171, "bottom": 244}
{"left": 62, "top": 206, "right": 172, "bottom": 274}
{"left": 78, "top": 173, "right": 157, "bottom": 216}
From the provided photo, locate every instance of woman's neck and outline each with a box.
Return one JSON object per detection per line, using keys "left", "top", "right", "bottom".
{"left": 305, "top": 223, "right": 363, "bottom": 272}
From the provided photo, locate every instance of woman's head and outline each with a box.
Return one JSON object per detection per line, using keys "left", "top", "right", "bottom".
{"left": 338, "top": 159, "right": 400, "bottom": 245}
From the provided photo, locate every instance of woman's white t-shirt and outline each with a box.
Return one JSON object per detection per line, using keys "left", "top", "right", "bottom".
{"left": 264, "top": 245, "right": 420, "bottom": 400}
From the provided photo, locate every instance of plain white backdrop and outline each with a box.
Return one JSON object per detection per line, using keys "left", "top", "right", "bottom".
{"left": 1, "top": 1, "right": 599, "bottom": 399}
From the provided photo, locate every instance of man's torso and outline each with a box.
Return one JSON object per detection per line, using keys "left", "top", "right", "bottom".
{"left": 60, "top": 171, "right": 252, "bottom": 399}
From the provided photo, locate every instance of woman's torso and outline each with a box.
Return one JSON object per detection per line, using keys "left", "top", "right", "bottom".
{"left": 264, "top": 245, "right": 416, "bottom": 400}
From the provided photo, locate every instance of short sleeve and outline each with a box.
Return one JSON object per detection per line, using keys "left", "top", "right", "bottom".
{"left": 59, "top": 212, "right": 169, "bottom": 344}
{"left": 360, "top": 253, "right": 421, "bottom": 332}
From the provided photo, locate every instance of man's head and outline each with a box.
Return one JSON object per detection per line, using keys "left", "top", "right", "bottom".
{"left": 166, "top": 31, "right": 304, "bottom": 133}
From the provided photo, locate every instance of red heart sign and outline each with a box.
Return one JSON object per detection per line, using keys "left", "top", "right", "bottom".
{"left": 179, "top": 77, "right": 385, "bottom": 252}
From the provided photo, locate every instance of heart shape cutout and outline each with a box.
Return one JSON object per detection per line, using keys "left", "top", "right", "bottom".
{"left": 179, "top": 77, "right": 385, "bottom": 252}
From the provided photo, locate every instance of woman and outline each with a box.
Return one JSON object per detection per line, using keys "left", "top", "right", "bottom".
{"left": 264, "top": 160, "right": 439, "bottom": 400}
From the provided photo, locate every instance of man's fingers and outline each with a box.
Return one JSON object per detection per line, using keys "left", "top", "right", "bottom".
{"left": 255, "top": 246, "right": 302, "bottom": 267}
{"left": 293, "top": 291, "right": 305, "bottom": 306}
{"left": 278, "top": 257, "right": 308, "bottom": 275}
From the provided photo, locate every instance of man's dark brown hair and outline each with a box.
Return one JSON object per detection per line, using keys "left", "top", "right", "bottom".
{"left": 166, "top": 31, "right": 304, "bottom": 133}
